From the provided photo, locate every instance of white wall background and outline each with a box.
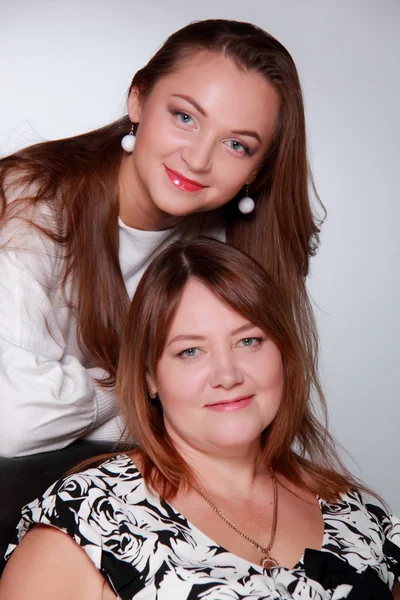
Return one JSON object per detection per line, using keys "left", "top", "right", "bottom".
{"left": 1, "top": 1, "right": 399, "bottom": 510}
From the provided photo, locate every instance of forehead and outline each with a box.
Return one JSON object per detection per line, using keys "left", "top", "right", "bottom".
{"left": 148, "top": 50, "right": 280, "bottom": 137}
{"left": 166, "top": 278, "right": 251, "bottom": 336}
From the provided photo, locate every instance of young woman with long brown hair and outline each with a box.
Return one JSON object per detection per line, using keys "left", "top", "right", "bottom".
{"left": 0, "top": 19, "right": 323, "bottom": 457}
{"left": 1, "top": 239, "right": 399, "bottom": 599}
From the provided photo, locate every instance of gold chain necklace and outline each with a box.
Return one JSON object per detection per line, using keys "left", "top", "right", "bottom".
{"left": 191, "top": 467, "right": 279, "bottom": 570}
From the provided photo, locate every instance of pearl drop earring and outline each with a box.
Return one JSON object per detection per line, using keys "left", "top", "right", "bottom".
{"left": 238, "top": 184, "right": 255, "bottom": 214}
{"left": 121, "top": 124, "right": 136, "bottom": 153}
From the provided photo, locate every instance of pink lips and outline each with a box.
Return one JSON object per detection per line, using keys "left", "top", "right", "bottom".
{"left": 164, "top": 166, "right": 206, "bottom": 192}
{"left": 206, "top": 395, "right": 254, "bottom": 412}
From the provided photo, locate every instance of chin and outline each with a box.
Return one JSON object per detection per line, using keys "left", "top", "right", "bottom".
{"left": 208, "top": 432, "right": 262, "bottom": 451}
{"left": 151, "top": 185, "right": 211, "bottom": 217}
{"left": 214, "top": 421, "right": 269, "bottom": 447}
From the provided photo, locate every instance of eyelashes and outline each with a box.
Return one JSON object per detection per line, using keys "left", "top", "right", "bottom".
{"left": 225, "top": 140, "right": 251, "bottom": 156}
{"left": 236, "top": 337, "right": 263, "bottom": 348}
{"left": 171, "top": 110, "right": 195, "bottom": 126}
{"left": 178, "top": 347, "right": 201, "bottom": 360}
{"left": 176, "top": 337, "right": 265, "bottom": 362}
{"left": 169, "top": 109, "right": 253, "bottom": 156}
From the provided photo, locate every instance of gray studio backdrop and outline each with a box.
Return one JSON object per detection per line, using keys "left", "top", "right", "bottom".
{"left": 1, "top": 0, "right": 399, "bottom": 511}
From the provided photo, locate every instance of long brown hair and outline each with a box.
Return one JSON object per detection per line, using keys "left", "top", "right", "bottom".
{"left": 0, "top": 19, "right": 324, "bottom": 387}
{"left": 117, "top": 238, "right": 363, "bottom": 503}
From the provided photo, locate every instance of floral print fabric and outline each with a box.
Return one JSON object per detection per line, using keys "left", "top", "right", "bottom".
{"left": 5, "top": 454, "right": 400, "bottom": 599}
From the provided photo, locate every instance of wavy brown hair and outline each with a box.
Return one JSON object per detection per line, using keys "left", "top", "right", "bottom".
{"left": 0, "top": 19, "right": 324, "bottom": 387}
{"left": 116, "top": 238, "right": 366, "bottom": 503}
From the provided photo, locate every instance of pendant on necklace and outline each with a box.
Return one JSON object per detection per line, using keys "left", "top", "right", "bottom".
{"left": 260, "top": 555, "right": 279, "bottom": 569}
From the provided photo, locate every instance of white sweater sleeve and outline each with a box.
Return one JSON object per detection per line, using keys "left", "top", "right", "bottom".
{"left": 0, "top": 226, "right": 118, "bottom": 458}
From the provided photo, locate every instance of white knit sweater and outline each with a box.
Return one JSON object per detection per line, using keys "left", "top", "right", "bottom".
{"left": 0, "top": 195, "right": 224, "bottom": 457}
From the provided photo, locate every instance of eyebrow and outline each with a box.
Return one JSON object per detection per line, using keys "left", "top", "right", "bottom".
{"left": 172, "top": 94, "right": 208, "bottom": 117}
{"left": 172, "top": 94, "right": 262, "bottom": 144}
{"left": 167, "top": 323, "right": 259, "bottom": 347}
{"left": 231, "top": 129, "right": 262, "bottom": 144}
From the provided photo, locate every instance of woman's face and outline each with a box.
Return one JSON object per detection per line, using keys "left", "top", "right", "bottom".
{"left": 147, "top": 279, "right": 284, "bottom": 458}
{"left": 126, "top": 51, "right": 280, "bottom": 222}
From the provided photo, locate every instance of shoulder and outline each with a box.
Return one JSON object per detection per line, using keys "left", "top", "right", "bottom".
{"left": 322, "top": 488, "right": 394, "bottom": 532}
{"left": 1, "top": 182, "right": 65, "bottom": 282}
{"left": 2, "top": 456, "right": 136, "bottom": 599}
{"left": 12, "top": 455, "right": 140, "bottom": 541}
{"left": 6, "top": 453, "right": 191, "bottom": 599}
{"left": 6, "top": 456, "right": 143, "bottom": 574}
{"left": 330, "top": 488, "right": 400, "bottom": 533}
{"left": 45, "top": 453, "right": 143, "bottom": 506}
{"left": 0, "top": 524, "right": 110, "bottom": 600}
{"left": 1, "top": 175, "right": 61, "bottom": 247}
{"left": 322, "top": 489, "right": 400, "bottom": 580}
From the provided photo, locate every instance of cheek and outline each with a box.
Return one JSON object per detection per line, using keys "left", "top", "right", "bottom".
{"left": 135, "top": 103, "right": 165, "bottom": 147}
{"left": 212, "top": 152, "right": 252, "bottom": 192}
{"left": 138, "top": 105, "right": 186, "bottom": 151}
{"left": 268, "top": 357, "right": 284, "bottom": 390}
{"left": 252, "top": 349, "right": 284, "bottom": 393}
{"left": 158, "top": 362, "right": 210, "bottom": 413}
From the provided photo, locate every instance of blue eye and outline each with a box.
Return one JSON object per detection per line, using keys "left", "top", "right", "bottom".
{"left": 238, "top": 337, "right": 262, "bottom": 348}
{"left": 179, "top": 347, "right": 200, "bottom": 359}
{"left": 172, "top": 111, "right": 194, "bottom": 125}
{"left": 226, "top": 140, "right": 251, "bottom": 155}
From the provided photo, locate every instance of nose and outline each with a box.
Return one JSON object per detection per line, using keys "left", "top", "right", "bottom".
{"left": 181, "top": 132, "right": 213, "bottom": 173}
{"left": 209, "top": 349, "right": 244, "bottom": 390}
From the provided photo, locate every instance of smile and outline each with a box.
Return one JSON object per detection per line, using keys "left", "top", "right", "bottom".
{"left": 206, "top": 395, "right": 254, "bottom": 412}
{"left": 164, "top": 166, "right": 206, "bottom": 192}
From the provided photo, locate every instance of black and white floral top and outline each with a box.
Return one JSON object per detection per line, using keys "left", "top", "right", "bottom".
{"left": 5, "top": 454, "right": 400, "bottom": 599}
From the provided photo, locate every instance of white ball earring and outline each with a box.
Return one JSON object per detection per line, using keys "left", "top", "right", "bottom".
{"left": 238, "top": 184, "right": 255, "bottom": 214}
{"left": 121, "top": 124, "right": 136, "bottom": 153}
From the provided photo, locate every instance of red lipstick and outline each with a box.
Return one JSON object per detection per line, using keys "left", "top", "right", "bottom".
{"left": 164, "top": 166, "right": 206, "bottom": 192}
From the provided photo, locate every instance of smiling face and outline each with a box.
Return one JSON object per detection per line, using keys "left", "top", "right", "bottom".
{"left": 119, "top": 51, "right": 280, "bottom": 229}
{"left": 146, "top": 278, "right": 284, "bottom": 458}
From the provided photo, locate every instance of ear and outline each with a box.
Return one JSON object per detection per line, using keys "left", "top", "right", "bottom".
{"left": 146, "top": 371, "right": 158, "bottom": 397}
{"left": 128, "top": 85, "right": 142, "bottom": 124}
{"left": 247, "top": 170, "right": 259, "bottom": 185}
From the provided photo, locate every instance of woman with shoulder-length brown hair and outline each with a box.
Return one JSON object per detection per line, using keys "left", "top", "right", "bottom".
{"left": 0, "top": 18, "right": 323, "bottom": 457}
{"left": 1, "top": 239, "right": 399, "bottom": 600}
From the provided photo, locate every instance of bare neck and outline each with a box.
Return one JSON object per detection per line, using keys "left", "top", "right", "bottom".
{"left": 172, "top": 436, "right": 268, "bottom": 502}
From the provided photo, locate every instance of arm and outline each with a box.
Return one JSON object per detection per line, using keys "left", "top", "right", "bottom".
{"left": 394, "top": 583, "right": 400, "bottom": 599}
{"left": 0, "top": 525, "right": 117, "bottom": 600}
{"left": 0, "top": 228, "right": 117, "bottom": 457}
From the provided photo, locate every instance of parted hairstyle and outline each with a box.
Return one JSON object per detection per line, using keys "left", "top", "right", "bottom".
{"left": 117, "top": 238, "right": 366, "bottom": 503}
{"left": 0, "top": 19, "right": 324, "bottom": 387}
